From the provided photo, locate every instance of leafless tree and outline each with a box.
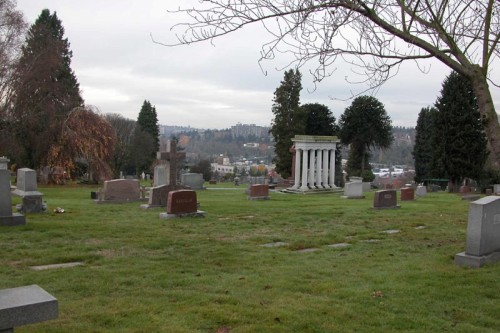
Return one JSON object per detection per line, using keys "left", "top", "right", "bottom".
{"left": 0, "top": 0, "right": 26, "bottom": 113}
{"left": 167, "top": 0, "right": 500, "bottom": 166}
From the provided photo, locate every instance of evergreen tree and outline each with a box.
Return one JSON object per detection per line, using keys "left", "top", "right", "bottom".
{"left": 11, "top": 9, "right": 83, "bottom": 168}
{"left": 269, "top": 69, "right": 303, "bottom": 179}
{"left": 137, "top": 100, "right": 160, "bottom": 152}
{"left": 302, "top": 103, "right": 336, "bottom": 136}
{"left": 339, "top": 96, "right": 393, "bottom": 180}
{"left": 301, "top": 102, "right": 343, "bottom": 186}
{"left": 134, "top": 100, "right": 159, "bottom": 173}
{"left": 433, "top": 71, "right": 488, "bottom": 189}
{"left": 413, "top": 107, "right": 437, "bottom": 182}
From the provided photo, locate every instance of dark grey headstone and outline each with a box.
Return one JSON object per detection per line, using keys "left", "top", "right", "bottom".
{"left": 0, "top": 285, "right": 58, "bottom": 331}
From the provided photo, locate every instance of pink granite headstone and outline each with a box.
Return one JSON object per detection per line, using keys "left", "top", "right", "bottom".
{"left": 167, "top": 190, "right": 197, "bottom": 214}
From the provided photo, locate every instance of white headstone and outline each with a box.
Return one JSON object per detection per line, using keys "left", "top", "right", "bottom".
{"left": 416, "top": 185, "right": 427, "bottom": 197}
{"left": 153, "top": 165, "right": 170, "bottom": 187}
{"left": 343, "top": 182, "right": 364, "bottom": 199}
{"left": 455, "top": 196, "right": 500, "bottom": 268}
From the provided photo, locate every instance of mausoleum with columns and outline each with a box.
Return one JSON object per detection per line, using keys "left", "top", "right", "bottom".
{"left": 286, "top": 135, "right": 341, "bottom": 194}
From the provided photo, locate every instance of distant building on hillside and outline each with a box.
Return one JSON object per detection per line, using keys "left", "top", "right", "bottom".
{"left": 231, "top": 123, "right": 270, "bottom": 139}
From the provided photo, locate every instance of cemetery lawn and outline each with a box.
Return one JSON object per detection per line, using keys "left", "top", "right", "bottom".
{"left": 2, "top": 186, "right": 500, "bottom": 333}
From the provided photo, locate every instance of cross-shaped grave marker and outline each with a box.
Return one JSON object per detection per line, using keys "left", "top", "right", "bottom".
{"left": 156, "top": 140, "right": 186, "bottom": 187}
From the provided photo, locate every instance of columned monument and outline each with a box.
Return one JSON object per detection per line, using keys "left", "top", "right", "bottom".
{"left": 286, "top": 135, "right": 341, "bottom": 194}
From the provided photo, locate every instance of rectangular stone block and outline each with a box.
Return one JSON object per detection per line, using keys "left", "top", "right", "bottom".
{"left": 400, "top": 187, "right": 415, "bottom": 201}
{"left": 167, "top": 190, "right": 197, "bottom": 214}
{"left": 102, "top": 179, "right": 140, "bottom": 202}
{"left": 153, "top": 164, "right": 169, "bottom": 187}
{"left": 16, "top": 168, "right": 37, "bottom": 192}
{"left": 181, "top": 173, "right": 205, "bottom": 190}
{"left": 416, "top": 185, "right": 427, "bottom": 197}
{"left": 148, "top": 184, "right": 171, "bottom": 207}
{"left": 494, "top": 184, "right": 500, "bottom": 194}
{"left": 343, "top": 182, "right": 364, "bottom": 198}
{"left": 0, "top": 285, "right": 58, "bottom": 330}
{"left": 465, "top": 196, "right": 500, "bottom": 257}
{"left": 248, "top": 184, "right": 270, "bottom": 200}
{"left": 0, "top": 169, "right": 12, "bottom": 216}
{"left": 373, "top": 190, "right": 399, "bottom": 209}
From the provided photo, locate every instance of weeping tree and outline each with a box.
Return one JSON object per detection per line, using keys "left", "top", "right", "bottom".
{"left": 167, "top": 1, "right": 500, "bottom": 167}
{"left": 46, "top": 106, "right": 115, "bottom": 183}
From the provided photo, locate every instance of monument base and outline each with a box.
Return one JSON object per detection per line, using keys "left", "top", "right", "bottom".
{"left": 341, "top": 195, "right": 365, "bottom": 199}
{"left": 247, "top": 196, "right": 270, "bottom": 200}
{"left": 0, "top": 213, "right": 26, "bottom": 226}
{"left": 281, "top": 187, "right": 343, "bottom": 195}
{"left": 454, "top": 251, "right": 500, "bottom": 268}
{"left": 372, "top": 205, "right": 401, "bottom": 210}
{"left": 159, "top": 210, "right": 205, "bottom": 219}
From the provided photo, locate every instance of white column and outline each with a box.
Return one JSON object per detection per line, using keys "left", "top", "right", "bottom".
{"left": 322, "top": 149, "right": 329, "bottom": 188}
{"left": 292, "top": 148, "right": 301, "bottom": 189}
{"left": 329, "top": 148, "right": 336, "bottom": 188}
{"left": 316, "top": 149, "right": 323, "bottom": 188}
{"left": 300, "top": 148, "right": 309, "bottom": 191}
{"left": 308, "top": 149, "right": 315, "bottom": 188}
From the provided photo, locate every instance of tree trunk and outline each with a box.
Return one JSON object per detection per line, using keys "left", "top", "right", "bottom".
{"left": 470, "top": 70, "right": 500, "bottom": 169}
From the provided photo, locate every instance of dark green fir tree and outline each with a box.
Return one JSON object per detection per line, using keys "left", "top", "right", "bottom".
{"left": 12, "top": 9, "right": 83, "bottom": 168}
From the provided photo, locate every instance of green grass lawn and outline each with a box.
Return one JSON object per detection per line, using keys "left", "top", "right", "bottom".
{"left": 2, "top": 186, "right": 500, "bottom": 332}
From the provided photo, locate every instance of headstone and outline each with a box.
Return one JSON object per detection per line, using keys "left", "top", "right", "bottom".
{"left": 0, "top": 284, "right": 58, "bottom": 332}
{"left": 209, "top": 179, "right": 217, "bottom": 185}
{"left": 153, "top": 165, "right": 169, "bottom": 187}
{"left": 156, "top": 140, "right": 186, "bottom": 187}
{"left": 181, "top": 173, "right": 205, "bottom": 190}
{"left": 455, "top": 196, "right": 500, "bottom": 268}
{"left": 248, "top": 184, "right": 270, "bottom": 200}
{"left": 0, "top": 158, "right": 26, "bottom": 226}
{"left": 342, "top": 182, "right": 364, "bottom": 199}
{"left": 160, "top": 190, "right": 205, "bottom": 218}
{"left": 494, "top": 184, "right": 500, "bottom": 195}
{"left": 416, "top": 185, "right": 427, "bottom": 197}
{"left": 400, "top": 187, "right": 415, "bottom": 201}
{"left": 16, "top": 168, "right": 37, "bottom": 192}
{"left": 373, "top": 190, "right": 400, "bottom": 209}
{"left": 385, "top": 183, "right": 394, "bottom": 189}
{"left": 12, "top": 168, "right": 45, "bottom": 213}
{"left": 234, "top": 177, "right": 240, "bottom": 186}
{"left": 485, "top": 189, "right": 493, "bottom": 196}
{"left": 142, "top": 184, "right": 169, "bottom": 208}
{"left": 97, "top": 179, "right": 143, "bottom": 203}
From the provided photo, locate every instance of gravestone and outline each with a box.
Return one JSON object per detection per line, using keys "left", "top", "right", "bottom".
{"left": 373, "top": 190, "right": 400, "bottom": 209}
{"left": 143, "top": 141, "right": 188, "bottom": 209}
{"left": 400, "top": 187, "right": 415, "bottom": 201}
{"left": 342, "top": 182, "right": 364, "bottom": 199}
{"left": 248, "top": 184, "right": 270, "bottom": 200}
{"left": 494, "top": 184, "right": 500, "bottom": 194}
{"left": 97, "top": 179, "right": 143, "bottom": 203}
{"left": 153, "top": 164, "right": 169, "bottom": 187}
{"left": 416, "top": 185, "right": 427, "bottom": 197}
{"left": 181, "top": 173, "right": 205, "bottom": 190}
{"left": 385, "top": 183, "right": 394, "bottom": 189}
{"left": 455, "top": 196, "right": 500, "bottom": 268}
{"left": 12, "top": 168, "right": 45, "bottom": 213}
{"left": 160, "top": 190, "right": 205, "bottom": 218}
{"left": 0, "top": 284, "right": 58, "bottom": 332}
{"left": 0, "top": 157, "right": 25, "bottom": 226}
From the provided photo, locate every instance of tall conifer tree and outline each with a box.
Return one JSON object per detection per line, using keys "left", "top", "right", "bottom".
{"left": 11, "top": 9, "right": 83, "bottom": 168}
{"left": 413, "top": 107, "right": 438, "bottom": 183}
{"left": 269, "top": 69, "right": 303, "bottom": 179}
{"left": 134, "top": 100, "right": 159, "bottom": 173}
{"left": 433, "top": 71, "right": 488, "bottom": 188}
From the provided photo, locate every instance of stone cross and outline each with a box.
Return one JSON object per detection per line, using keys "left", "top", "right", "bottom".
{"left": 157, "top": 140, "right": 186, "bottom": 186}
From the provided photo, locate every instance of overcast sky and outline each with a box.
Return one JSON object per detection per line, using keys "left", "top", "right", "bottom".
{"left": 16, "top": 1, "right": 500, "bottom": 130}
